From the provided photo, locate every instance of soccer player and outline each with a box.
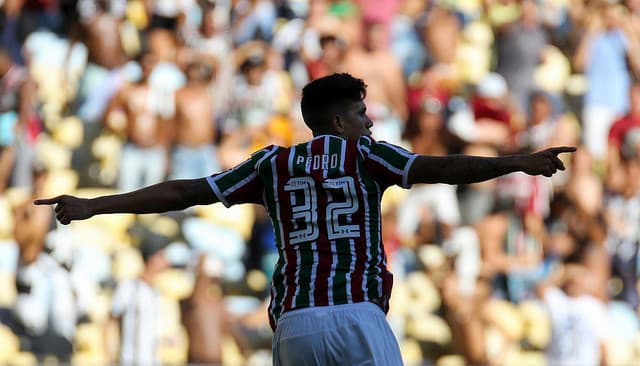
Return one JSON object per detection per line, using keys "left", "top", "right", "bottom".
{"left": 35, "top": 73, "right": 575, "bottom": 365}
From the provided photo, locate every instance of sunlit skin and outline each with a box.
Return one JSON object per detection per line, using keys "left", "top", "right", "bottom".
{"left": 334, "top": 100, "right": 374, "bottom": 139}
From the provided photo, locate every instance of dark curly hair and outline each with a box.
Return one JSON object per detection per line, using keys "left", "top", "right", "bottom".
{"left": 300, "top": 73, "right": 367, "bottom": 133}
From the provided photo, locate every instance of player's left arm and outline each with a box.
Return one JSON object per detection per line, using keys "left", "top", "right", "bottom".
{"left": 34, "top": 178, "right": 218, "bottom": 225}
{"left": 407, "top": 146, "right": 576, "bottom": 185}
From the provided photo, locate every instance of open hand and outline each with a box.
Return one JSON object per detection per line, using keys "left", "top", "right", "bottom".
{"left": 33, "top": 195, "right": 92, "bottom": 225}
{"left": 521, "top": 146, "right": 577, "bottom": 177}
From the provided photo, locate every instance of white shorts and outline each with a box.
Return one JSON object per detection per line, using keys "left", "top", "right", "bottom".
{"left": 272, "top": 302, "right": 403, "bottom": 366}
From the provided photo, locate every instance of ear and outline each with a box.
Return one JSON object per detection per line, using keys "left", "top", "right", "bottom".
{"left": 333, "top": 114, "right": 344, "bottom": 133}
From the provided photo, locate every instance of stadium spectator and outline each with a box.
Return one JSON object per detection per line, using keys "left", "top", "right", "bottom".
{"left": 105, "top": 228, "right": 171, "bottom": 366}
{"left": 573, "top": 0, "right": 640, "bottom": 161}
{"left": 170, "top": 61, "right": 221, "bottom": 180}
{"left": 493, "top": 0, "right": 549, "bottom": 113}
{"left": 607, "top": 82, "right": 640, "bottom": 192}
{"left": 106, "top": 49, "right": 174, "bottom": 192}
{"left": 10, "top": 164, "right": 76, "bottom": 362}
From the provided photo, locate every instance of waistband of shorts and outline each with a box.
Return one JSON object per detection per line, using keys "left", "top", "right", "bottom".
{"left": 279, "top": 301, "right": 383, "bottom": 322}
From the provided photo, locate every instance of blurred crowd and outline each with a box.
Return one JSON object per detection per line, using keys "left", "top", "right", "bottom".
{"left": 1, "top": 0, "right": 640, "bottom": 365}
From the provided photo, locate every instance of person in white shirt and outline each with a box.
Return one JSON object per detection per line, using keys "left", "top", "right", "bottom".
{"left": 537, "top": 264, "right": 611, "bottom": 366}
{"left": 105, "top": 233, "right": 170, "bottom": 366}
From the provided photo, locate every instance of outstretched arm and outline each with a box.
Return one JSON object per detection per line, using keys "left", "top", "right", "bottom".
{"left": 34, "top": 178, "right": 218, "bottom": 224}
{"left": 408, "top": 146, "right": 576, "bottom": 185}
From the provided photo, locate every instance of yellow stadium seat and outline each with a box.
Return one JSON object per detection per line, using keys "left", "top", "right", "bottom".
{"left": 74, "top": 323, "right": 105, "bottom": 355}
{"left": 436, "top": 354, "right": 466, "bottom": 366}
{"left": 406, "top": 271, "right": 441, "bottom": 313}
{"left": 483, "top": 299, "right": 525, "bottom": 342}
{"left": 406, "top": 313, "right": 452, "bottom": 345}
{"left": 8, "top": 351, "right": 37, "bottom": 366}
{"left": 245, "top": 349, "right": 273, "bottom": 366}
{"left": 0, "top": 272, "right": 16, "bottom": 307}
{"left": 4, "top": 187, "right": 30, "bottom": 208}
{"left": 503, "top": 350, "right": 546, "bottom": 366}
{"left": 158, "top": 325, "right": 188, "bottom": 366}
{"left": 462, "top": 21, "right": 494, "bottom": 47}
{"left": 139, "top": 214, "right": 180, "bottom": 239}
{"left": 399, "top": 338, "right": 423, "bottom": 366}
{"left": 36, "top": 137, "right": 73, "bottom": 171}
{"left": 533, "top": 46, "right": 571, "bottom": 94}
{"left": 606, "top": 338, "right": 634, "bottom": 366}
{"left": 417, "top": 245, "right": 447, "bottom": 270}
{"left": 112, "top": 247, "right": 144, "bottom": 281}
{"left": 519, "top": 301, "right": 550, "bottom": 349}
{"left": 195, "top": 204, "right": 255, "bottom": 241}
{"left": 88, "top": 290, "right": 112, "bottom": 324}
{"left": 389, "top": 279, "right": 411, "bottom": 317}
{"left": 222, "top": 334, "right": 246, "bottom": 366}
{"left": 0, "top": 325, "right": 19, "bottom": 365}
{"left": 43, "top": 169, "right": 79, "bottom": 198}
{"left": 71, "top": 351, "right": 108, "bottom": 366}
{"left": 52, "top": 116, "right": 84, "bottom": 149}
{"left": 154, "top": 269, "right": 194, "bottom": 300}
{"left": 0, "top": 197, "right": 14, "bottom": 240}
{"left": 565, "top": 74, "right": 587, "bottom": 96}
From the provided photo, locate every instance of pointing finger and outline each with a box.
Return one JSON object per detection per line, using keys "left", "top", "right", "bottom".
{"left": 34, "top": 196, "right": 63, "bottom": 205}
{"left": 549, "top": 146, "right": 577, "bottom": 155}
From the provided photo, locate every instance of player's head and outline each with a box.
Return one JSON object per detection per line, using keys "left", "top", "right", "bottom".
{"left": 301, "top": 73, "right": 373, "bottom": 139}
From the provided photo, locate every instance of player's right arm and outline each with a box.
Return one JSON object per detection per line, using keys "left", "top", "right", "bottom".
{"left": 34, "top": 178, "right": 218, "bottom": 225}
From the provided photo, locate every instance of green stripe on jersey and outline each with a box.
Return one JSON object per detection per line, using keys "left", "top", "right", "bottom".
{"left": 372, "top": 143, "right": 410, "bottom": 171}
{"left": 292, "top": 143, "right": 310, "bottom": 175}
{"left": 328, "top": 137, "right": 344, "bottom": 175}
{"left": 357, "top": 159, "right": 383, "bottom": 300}
{"left": 214, "top": 159, "right": 256, "bottom": 194}
{"left": 295, "top": 242, "right": 315, "bottom": 308}
{"left": 332, "top": 237, "right": 351, "bottom": 304}
{"left": 261, "top": 155, "right": 287, "bottom": 317}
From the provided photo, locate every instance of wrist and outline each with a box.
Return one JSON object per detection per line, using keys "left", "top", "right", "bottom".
{"left": 500, "top": 155, "right": 523, "bottom": 174}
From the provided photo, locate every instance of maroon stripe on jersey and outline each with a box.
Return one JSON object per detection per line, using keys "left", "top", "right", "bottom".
{"left": 313, "top": 249, "right": 333, "bottom": 307}
{"left": 381, "top": 265, "right": 393, "bottom": 299}
{"left": 345, "top": 139, "right": 366, "bottom": 303}
{"left": 309, "top": 137, "right": 331, "bottom": 307}
{"left": 366, "top": 159, "right": 398, "bottom": 190}
{"left": 275, "top": 148, "right": 299, "bottom": 311}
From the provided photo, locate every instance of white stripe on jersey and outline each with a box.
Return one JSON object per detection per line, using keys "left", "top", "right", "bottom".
{"left": 368, "top": 153, "right": 404, "bottom": 176}
{"left": 287, "top": 148, "right": 295, "bottom": 176}
{"left": 256, "top": 146, "right": 280, "bottom": 167}
{"left": 206, "top": 175, "right": 230, "bottom": 207}
{"left": 347, "top": 239, "right": 356, "bottom": 303}
{"left": 309, "top": 242, "right": 318, "bottom": 307}
{"left": 403, "top": 155, "right": 418, "bottom": 188}
{"left": 339, "top": 139, "right": 347, "bottom": 175}
{"left": 356, "top": 161, "right": 372, "bottom": 301}
{"left": 292, "top": 250, "right": 302, "bottom": 306}
{"left": 373, "top": 180, "right": 384, "bottom": 297}
{"left": 222, "top": 171, "right": 259, "bottom": 197}
{"left": 269, "top": 157, "right": 288, "bottom": 319}
{"left": 323, "top": 137, "right": 330, "bottom": 179}
{"left": 329, "top": 241, "right": 337, "bottom": 306}
{"left": 305, "top": 141, "right": 312, "bottom": 175}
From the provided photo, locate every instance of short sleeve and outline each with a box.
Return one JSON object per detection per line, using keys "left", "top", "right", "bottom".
{"left": 359, "top": 137, "right": 417, "bottom": 189}
{"left": 206, "top": 146, "right": 278, "bottom": 207}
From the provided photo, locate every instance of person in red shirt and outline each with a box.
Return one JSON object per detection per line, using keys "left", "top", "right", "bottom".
{"left": 607, "top": 82, "right": 640, "bottom": 192}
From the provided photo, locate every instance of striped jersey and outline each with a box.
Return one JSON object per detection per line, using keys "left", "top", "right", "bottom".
{"left": 206, "top": 135, "right": 417, "bottom": 330}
